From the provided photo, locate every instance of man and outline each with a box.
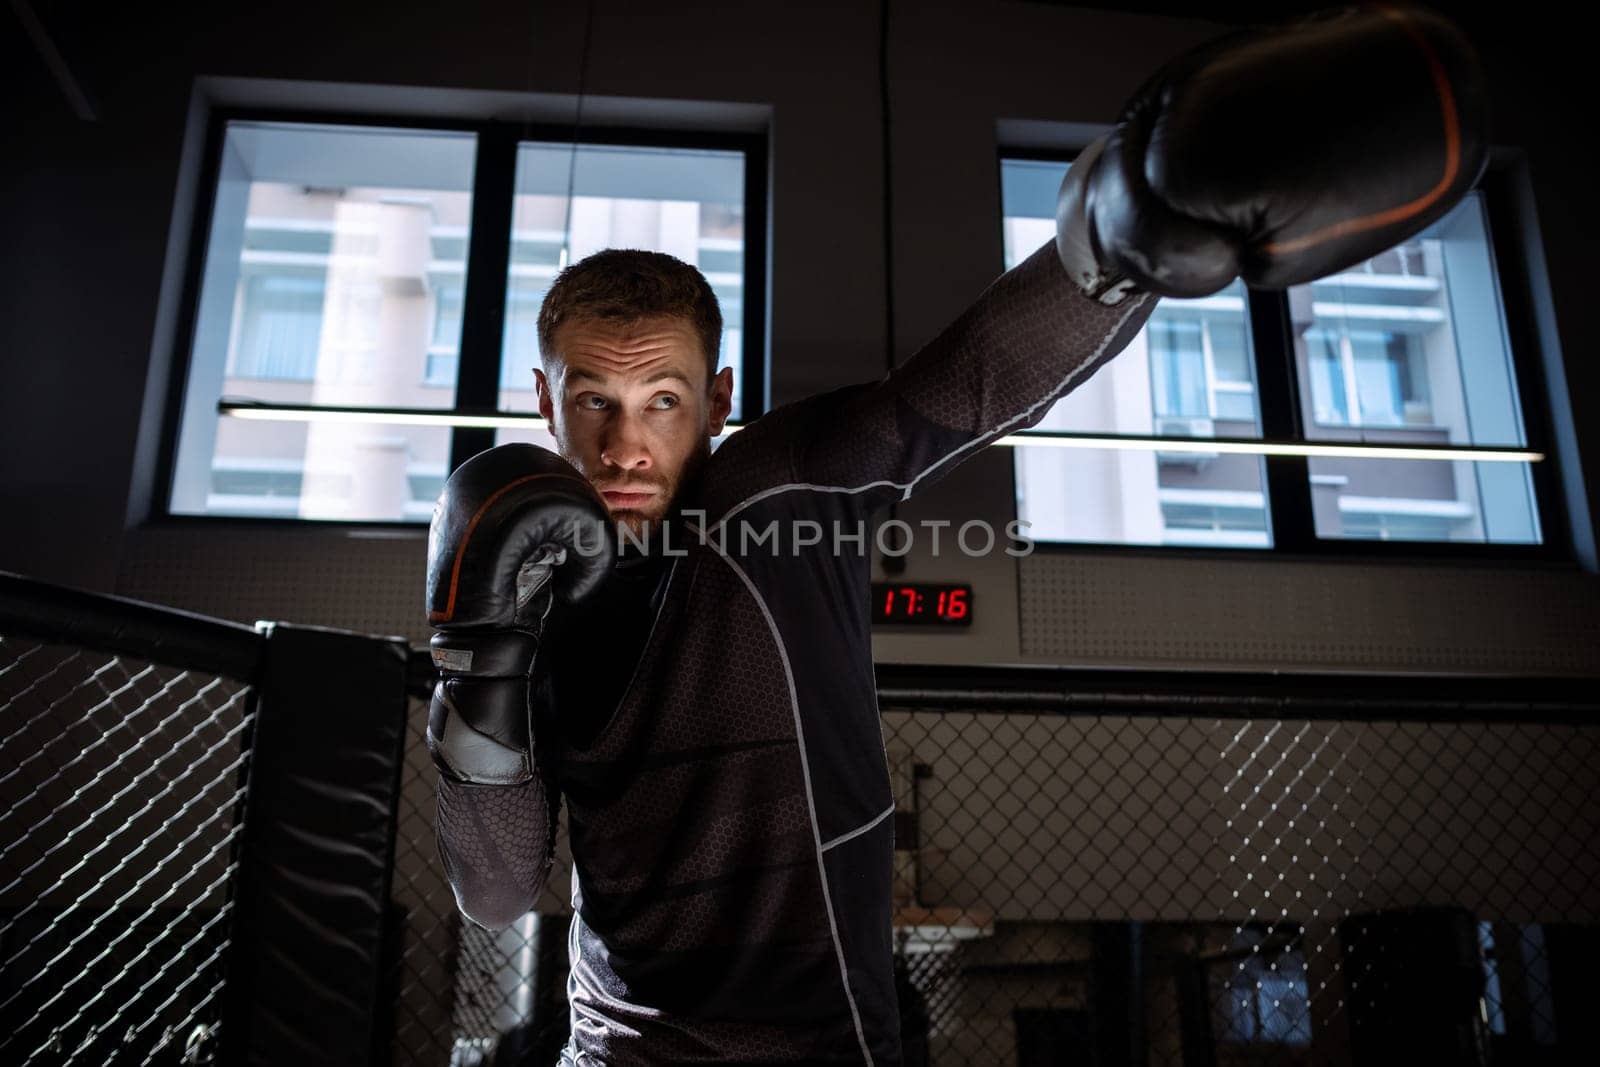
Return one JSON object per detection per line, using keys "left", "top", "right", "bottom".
{"left": 424, "top": 6, "right": 1488, "bottom": 1063}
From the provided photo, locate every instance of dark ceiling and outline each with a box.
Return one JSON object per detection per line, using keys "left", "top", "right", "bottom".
{"left": 1025, "top": 0, "right": 1329, "bottom": 21}
{"left": 1023, "top": 1, "right": 1505, "bottom": 28}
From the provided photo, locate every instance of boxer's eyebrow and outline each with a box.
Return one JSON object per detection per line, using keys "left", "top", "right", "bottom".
{"left": 566, "top": 369, "right": 693, "bottom": 387}
{"left": 641, "top": 370, "right": 694, "bottom": 386}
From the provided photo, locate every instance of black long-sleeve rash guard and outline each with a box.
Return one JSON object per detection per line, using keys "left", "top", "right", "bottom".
{"left": 435, "top": 242, "right": 1156, "bottom": 1065}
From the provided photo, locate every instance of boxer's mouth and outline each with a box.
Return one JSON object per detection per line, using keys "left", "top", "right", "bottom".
{"left": 600, "top": 489, "right": 658, "bottom": 509}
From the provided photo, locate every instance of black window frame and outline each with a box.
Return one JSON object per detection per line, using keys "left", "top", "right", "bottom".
{"left": 998, "top": 143, "right": 1574, "bottom": 566}
{"left": 156, "top": 106, "right": 768, "bottom": 530}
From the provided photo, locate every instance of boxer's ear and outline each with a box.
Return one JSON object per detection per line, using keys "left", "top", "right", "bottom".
{"left": 535, "top": 368, "right": 554, "bottom": 424}
{"left": 708, "top": 367, "right": 733, "bottom": 436}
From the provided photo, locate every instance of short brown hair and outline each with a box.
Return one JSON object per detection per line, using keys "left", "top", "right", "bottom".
{"left": 537, "top": 249, "right": 723, "bottom": 382}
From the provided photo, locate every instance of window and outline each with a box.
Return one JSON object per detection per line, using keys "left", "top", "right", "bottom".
{"left": 1002, "top": 156, "right": 1269, "bottom": 549}
{"left": 1288, "top": 195, "right": 1542, "bottom": 545}
{"left": 1207, "top": 926, "right": 1313, "bottom": 1049}
{"left": 1478, "top": 920, "right": 1559, "bottom": 1046}
{"left": 230, "top": 275, "right": 326, "bottom": 381}
{"left": 1000, "top": 150, "right": 1554, "bottom": 556}
{"left": 425, "top": 282, "right": 464, "bottom": 388}
{"left": 167, "top": 116, "right": 765, "bottom": 523}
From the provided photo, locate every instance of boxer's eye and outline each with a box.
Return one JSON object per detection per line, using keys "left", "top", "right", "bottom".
{"left": 650, "top": 394, "right": 680, "bottom": 411}
{"left": 576, "top": 394, "right": 608, "bottom": 411}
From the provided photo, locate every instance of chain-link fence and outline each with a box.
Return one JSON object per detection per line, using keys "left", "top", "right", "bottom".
{"left": 1, "top": 574, "right": 409, "bottom": 1067}
{"left": 0, "top": 633, "right": 253, "bottom": 1066}
{"left": 391, "top": 670, "right": 1600, "bottom": 1066}
{"left": 392, "top": 692, "right": 578, "bottom": 1067}
{"left": 877, "top": 708, "right": 1599, "bottom": 1066}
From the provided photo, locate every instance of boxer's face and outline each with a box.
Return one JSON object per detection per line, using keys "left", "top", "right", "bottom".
{"left": 536, "top": 315, "right": 732, "bottom": 539}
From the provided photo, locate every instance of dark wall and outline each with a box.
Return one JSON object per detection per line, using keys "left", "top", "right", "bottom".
{"left": 2, "top": 1, "right": 1594, "bottom": 667}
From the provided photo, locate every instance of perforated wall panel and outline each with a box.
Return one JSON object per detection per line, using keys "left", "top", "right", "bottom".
{"left": 1018, "top": 552, "right": 1600, "bottom": 675}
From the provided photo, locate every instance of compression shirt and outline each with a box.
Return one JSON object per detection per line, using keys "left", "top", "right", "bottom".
{"left": 435, "top": 241, "right": 1156, "bottom": 1064}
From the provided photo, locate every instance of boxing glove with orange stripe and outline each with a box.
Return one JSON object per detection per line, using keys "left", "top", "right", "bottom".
{"left": 1056, "top": 4, "right": 1489, "bottom": 303}
{"left": 424, "top": 443, "right": 614, "bottom": 785}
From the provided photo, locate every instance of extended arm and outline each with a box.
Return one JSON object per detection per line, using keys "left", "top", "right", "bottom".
{"left": 797, "top": 4, "right": 1486, "bottom": 507}
{"left": 794, "top": 194, "right": 1156, "bottom": 507}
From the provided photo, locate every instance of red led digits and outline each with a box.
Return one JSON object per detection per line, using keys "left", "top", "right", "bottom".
{"left": 869, "top": 583, "right": 973, "bottom": 627}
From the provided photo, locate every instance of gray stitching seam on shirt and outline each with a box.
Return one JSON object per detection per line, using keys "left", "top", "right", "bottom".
{"left": 697, "top": 527, "right": 875, "bottom": 1066}
{"left": 713, "top": 480, "right": 903, "bottom": 533}
{"left": 898, "top": 290, "right": 1150, "bottom": 498}
{"left": 820, "top": 802, "right": 896, "bottom": 853}
{"left": 566, "top": 881, "right": 646, "bottom": 1038}
{"left": 712, "top": 286, "right": 1151, "bottom": 519}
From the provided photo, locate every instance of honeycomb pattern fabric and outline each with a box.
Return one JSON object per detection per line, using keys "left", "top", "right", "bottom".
{"left": 436, "top": 776, "right": 557, "bottom": 931}
{"left": 435, "top": 240, "right": 1156, "bottom": 1065}
{"left": 694, "top": 397, "right": 817, "bottom": 522}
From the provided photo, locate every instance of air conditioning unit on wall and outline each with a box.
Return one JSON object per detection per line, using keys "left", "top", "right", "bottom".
{"left": 1153, "top": 416, "right": 1219, "bottom": 468}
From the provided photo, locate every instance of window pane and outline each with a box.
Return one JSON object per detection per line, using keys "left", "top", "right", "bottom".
{"left": 1002, "top": 156, "right": 1268, "bottom": 549}
{"left": 231, "top": 275, "right": 326, "bottom": 379}
{"left": 206, "top": 418, "right": 452, "bottom": 522}
{"left": 495, "top": 423, "right": 563, "bottom": 455}
{"left": 1288, "top": 192, "right": 1541, "bottom": 543}
{"left": 171, "top": 120, "right": 476, "bottom": 519}
{"left": 1208, "top": 926, "right": 1313, "bottom": 1049}
{"left": 1015, "top": 443, "right": 1272, "bottom": 548}
{"left": 496, "top": 142, "right": 748, "bottom": 434}
{"left": 1151, "top": 319, "right": 1207, "bottom": 417}
{"left": 1210, "top": 315, "right": 1253, "bottom": 392}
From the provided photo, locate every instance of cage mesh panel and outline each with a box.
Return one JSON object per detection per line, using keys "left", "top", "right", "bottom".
{"left": 389, "top": 697, "right": 1600, "bottom": 1065}
{"left": 0, "top": 633, "right": 252, "bottom": 1067}
{"left": 390, "top": 695, "right": 576, "bottom": 1066}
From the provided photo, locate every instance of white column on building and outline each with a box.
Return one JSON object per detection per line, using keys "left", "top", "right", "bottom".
{"left": 301, "top": 196, "right": 431, "bottom": 520}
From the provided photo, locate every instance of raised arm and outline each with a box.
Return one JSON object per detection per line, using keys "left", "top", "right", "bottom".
{"left": 794, "top": 239, "right": 1155, "bottom": 506}
{"left": 797, "top": 3, "right": 1486, "bottom": 508}
{"left": 424, "top": 443, "right": 614, "bottom": 930}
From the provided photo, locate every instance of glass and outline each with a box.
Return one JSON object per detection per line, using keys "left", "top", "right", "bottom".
{"left": 205, "top": 418, "right": 452, "bottom": 522}
{"left": 1001, "top": 156, "right": 1268, "bottom": 549}
{"left": 495, "top": 141, "right": 748, "bottom": 439}
{"left": 1208, "top": 927, "right": 1313, "bottom": 1047}
{"left": 1014, "top": 443, "right": 1271, "bottom": 548}
{"left": 1288, "top": 192, "right": 1541, "bottom": 544}
{"left": 170, "top": 120, "right": 476, "bottom": 519}
{"left": 1150, "top": 319, "right": 1207, "bottom": 418}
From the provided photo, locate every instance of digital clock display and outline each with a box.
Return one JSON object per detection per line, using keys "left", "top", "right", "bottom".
{"left": 871, "top": 582, "right": 973, "bottom": 626}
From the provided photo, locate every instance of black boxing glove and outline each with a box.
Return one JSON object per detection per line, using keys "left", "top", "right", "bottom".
{"left": 424, "top": 444, "right": 614, "bottom": 785}
{"left": 1056, "top": 3, "right": 1489, "bottom": 302}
